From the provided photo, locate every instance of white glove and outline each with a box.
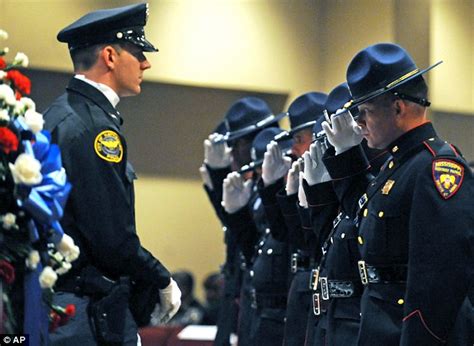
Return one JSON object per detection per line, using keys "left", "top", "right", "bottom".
{"left": 286, "top": 159, "right": 303, "bottom": 195}
{"left": 262, "top": 141, "right": 292, "bottom": 187}
{"left": 321, "top": 109, "right": 363, "bottom": 155}
{"left": 199, "top": 164, "right": 214, "bottom": 190}
{"left": 158, "top": 278, "right": 182, "bottom": 324}
{"left": 303, "top": 141, "right": 331, "bottom": 186}
{"left": 298, "top": 171, "right": 308, "bottom": 208}
{"left": 222, "top": 172, "right": 252, "bottom": 214}
{"left": 204, "top": 133, "right": 232, "bottom": 168}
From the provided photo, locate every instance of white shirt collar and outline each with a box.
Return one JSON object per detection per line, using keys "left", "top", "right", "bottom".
{"left": 74, "top": 74, "right": 120, "bottom": 108}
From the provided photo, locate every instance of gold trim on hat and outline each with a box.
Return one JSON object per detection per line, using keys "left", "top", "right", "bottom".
{"left": 386, "top": 69, "right": 420, "bottom": 88}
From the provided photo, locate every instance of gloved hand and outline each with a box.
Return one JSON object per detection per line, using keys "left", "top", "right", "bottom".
{"left": 298, "top": 171, "right": 308, "bottom": 208}
{"left": 222, "top": 172, "right": 252, "bottom": 214}
{"left": 158, "top": 278, "right": 182, "bottom": 324}
{"left": 286, "top": 159, "right": 303, "bottom": 195}
{"left": 204, "top": 133, "right": 232, "bottom": 168}
{"left": 262, "top": 141, "right": 292, "bottom": 187}
{"left": 199, "top": 164, "right": 214, "bottom": 190}
{"left": 322, "top": 109, "right": 363, "bottom": 155}
{"left": 303, "top": 141, "right": 331, "bottom": 186}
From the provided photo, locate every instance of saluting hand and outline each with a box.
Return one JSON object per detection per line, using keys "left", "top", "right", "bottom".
{"left": 286, "top": 159, "right": 303, "bottom": 195}
{"left": 222, "top": 172, "right": 252, "bottom": 214}
{"left": 322, "top": 109, "right": 363, "bottom": 155}
{"left": 262, "top": 141, "right": 292, "bottom": 187}
{"left": 203, "top": 133, "right": 232, "bottom": 169}
{"left": 303, "top": 141, "right": 331, "bottom": 186}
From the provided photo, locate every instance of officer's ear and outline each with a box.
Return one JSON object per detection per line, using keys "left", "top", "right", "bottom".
{"left": 100, "top": 45, "right": 118, "bottom": 70}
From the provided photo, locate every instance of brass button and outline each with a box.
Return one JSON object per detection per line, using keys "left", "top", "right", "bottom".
{"left": 378, "top": 211, "right": 384, "bottom": 218}
{"left": 267, "top": 249, "right": 273, "bottom": 255}
{"left": 397, "top": 299, "right": 404, "bottom": 305}
{"left": 358, "top": 236, "right": 364, "bottom": 245}
{"left": 341, "top": 233, "right": 346, "bottom": 239}
{"left": 363, "top": 209, "right": 368, "bottom": 217}
{"left": 392, "top": 146, "right": 399, "bottom": 153}
{"left": 388, "top": 161, "right": 394, "bottom": 169}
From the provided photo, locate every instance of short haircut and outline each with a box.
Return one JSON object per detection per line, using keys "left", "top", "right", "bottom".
{"left": 70, "top": 43, "right": 123, "bottom": 71}
{"left": 393, "top": 75, "right": 429, "bottom": 100}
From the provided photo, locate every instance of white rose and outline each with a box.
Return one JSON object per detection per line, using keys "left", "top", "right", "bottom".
{"left": 57, "top": 234, "right": 80, "bottom": 262}
{"left": 1, "top": 213, "right": 16, "bottom": 229}
{"left": 9, "top": 153, "right": 42, "bottom": 185}
{"left": 39, "top": 266, "right": 58, "bottom": 289}
{"left": 55, "top": 261, "right": 72, "bottom": 276}
{"left": 13, "top": 52, "right": 28, "bottom": 68}
{"left": 24, "top": 109, "right": 44, "bottom": 133}
{"left": 25, "top": 250, "right": 40, "bottom": 270}
{"left": 20, "top": 97, "right": 35, "bottom": 111}
{"left": 0, "top": 30, "right": 8, "bottom": 40}
{"left": 0, "top": 109, "right": 10, "bottom": 122}
{"left": 0, "top": 84, "right": 16, "bottom": 106}
{"left": 0, "top": 71, "right": 6, "bottom": 80}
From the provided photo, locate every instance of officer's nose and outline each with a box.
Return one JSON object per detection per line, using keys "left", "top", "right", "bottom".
{"left": 141, "top": 59, "right": 151, "bottom": 70}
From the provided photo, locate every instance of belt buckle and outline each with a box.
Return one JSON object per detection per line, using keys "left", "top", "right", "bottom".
{"left": 320, "top": 277, "right": 329, "bottom": 300}
{"left": 312, "top": 293, "right": 321, "bottom": 316}
{"left": 310, "top": 268, "right": 320, "bottom": 291}
{"left": 358, "top": 260, "right": 369, "bottom": 285}
{"left": 291, "top": 253, "right": 298, "bottom": 273}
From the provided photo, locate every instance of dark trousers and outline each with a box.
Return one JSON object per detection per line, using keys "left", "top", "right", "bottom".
{"left": 283, "top": 271, "right": 312, "bottom": 346}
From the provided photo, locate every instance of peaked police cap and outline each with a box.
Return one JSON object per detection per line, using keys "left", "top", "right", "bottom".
{"left": 57, "top": 3, "right": 157, "bottom": 52}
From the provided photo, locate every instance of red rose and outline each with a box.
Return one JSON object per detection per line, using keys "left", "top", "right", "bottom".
{"left": 0, "top": 127, "right": 19, "bottom": 154}
{"left": 0, "top": 260, "right": 15, "bottom": 285}
{"left": 49, "top": 311, "right": 61, "bottom": 332}
{"left": 0, "top": 57, "right": 6, "bottom": 70}
{"left": 6, "top": 70, "right": 31, "bottom": 96}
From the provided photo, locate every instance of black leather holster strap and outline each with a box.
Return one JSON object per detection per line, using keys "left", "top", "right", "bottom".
{"left": 253, "top": 293, "right": 287, "bottom": 310}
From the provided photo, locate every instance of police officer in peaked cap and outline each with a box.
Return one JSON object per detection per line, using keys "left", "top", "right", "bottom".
{"left": 44, "top": 3, "right": 181, "bottom": 345}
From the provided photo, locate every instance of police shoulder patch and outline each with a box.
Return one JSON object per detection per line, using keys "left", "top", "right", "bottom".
{"left": 94, "top": 130, "right": 123, "bottom": 163}
{"left": 432, "top": 159, "right": 464, "bottom": 199}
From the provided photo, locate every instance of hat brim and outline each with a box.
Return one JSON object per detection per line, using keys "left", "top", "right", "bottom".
{"left": 347, "top": 61, "right": 443, "bottom": 109}
{"left": 288, "top": 120, "right": 317, "bottom": 136}
{"left": 219, "top": 111, "right": 288, "bottom": 144}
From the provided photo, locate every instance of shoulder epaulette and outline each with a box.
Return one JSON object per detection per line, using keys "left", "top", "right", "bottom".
{"left": 422, "top": 137, "right": 462, "bottom": 158}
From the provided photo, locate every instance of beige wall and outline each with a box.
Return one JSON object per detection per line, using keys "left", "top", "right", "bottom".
{"left": 1, "top": 0, "right": 472, "bottom": 299}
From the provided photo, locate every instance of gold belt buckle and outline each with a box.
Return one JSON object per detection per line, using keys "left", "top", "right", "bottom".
{"left": 310, "top": 268, "right": 320, "bottom": 291}
{"left": 358, "top": 260, "right": 368, "bottom": 285}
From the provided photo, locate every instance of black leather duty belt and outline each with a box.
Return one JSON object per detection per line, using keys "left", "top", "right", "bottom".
{"left": 251, "top": 290, "right": 287, "bottom": 310}
{"left": 358, "top": 261, "right": 407, "bottom": 285}
{"left": 291, "top": 253, "right": 312, "bottom": 273}
{"left": 57, "top": 266, "right": 120, "bottom": 297}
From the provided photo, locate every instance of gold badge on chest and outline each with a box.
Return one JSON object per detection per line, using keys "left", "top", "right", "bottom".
{"left": 381, "top": 179, "right": 395, "bottom": 195}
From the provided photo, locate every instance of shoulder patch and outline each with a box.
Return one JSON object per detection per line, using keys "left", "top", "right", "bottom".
{"left": 432, "top": 159, "right": 464, "bottom": 199}
{"left": 94, "top": 130, "right": 123, "bottom": 163}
